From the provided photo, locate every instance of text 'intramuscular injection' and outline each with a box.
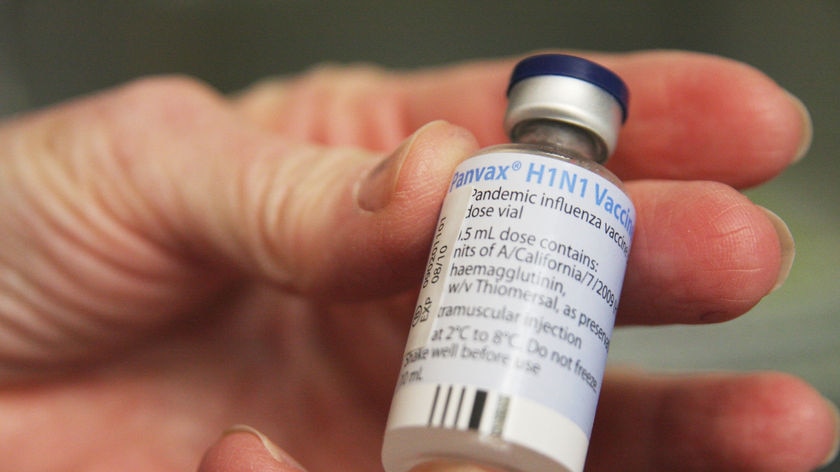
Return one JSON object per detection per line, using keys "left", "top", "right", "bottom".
{"left": 383, "top": 54, "right": 634, "bottom": 472}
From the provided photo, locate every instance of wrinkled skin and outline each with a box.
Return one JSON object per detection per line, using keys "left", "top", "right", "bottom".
{"left": 0, "top": 51, "right": 836, "bottom": 472}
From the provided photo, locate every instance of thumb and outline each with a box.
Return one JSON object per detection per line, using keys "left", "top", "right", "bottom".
{"left": 279, "top": 119, "right": 479, "bottom": 297}
{"left": 0, "top": 78, "right": 476, "bottom": 370}
{"left": 98, "top": 78, "right": 478, "bottom": 299}
{"left": 0, "top": 79, "right": 474, "bottom": 375}
{"left": 198, "top": 426, "right": 306, "bottom": 472}
{"left": 157, "top": 117, "right": 477, "bottom": 298}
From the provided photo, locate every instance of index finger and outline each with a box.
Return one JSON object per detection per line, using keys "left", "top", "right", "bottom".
{"left": 400, "top": 50, "right": 811, "bottom": 189}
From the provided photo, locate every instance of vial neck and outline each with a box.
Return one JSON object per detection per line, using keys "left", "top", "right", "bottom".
{"left": 509, "top": 119, "right": 608, "bottom": 164}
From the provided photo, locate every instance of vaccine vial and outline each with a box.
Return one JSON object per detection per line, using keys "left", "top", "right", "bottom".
{"left": 382, "top": 54, "right": 633, "bottom": 472}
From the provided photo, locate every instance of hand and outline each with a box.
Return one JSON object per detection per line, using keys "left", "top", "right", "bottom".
{"left": 0, "top": 51, "right": 835, "bottom": 472}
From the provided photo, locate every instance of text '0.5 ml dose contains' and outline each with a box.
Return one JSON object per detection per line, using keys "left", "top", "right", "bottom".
{"left": 382, "top": 54, "right": 634, "bottom": 472}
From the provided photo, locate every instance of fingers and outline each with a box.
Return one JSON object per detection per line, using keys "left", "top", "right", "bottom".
{"left": 198, "top": 426, "right": 306, "bottom": 472}
{"left": 0, "top": 69, "right": 796, "bottom": 376}
{"left": 589, "top": 369, "right": 840, "bottom": 472}
{"left": 0, "top": 53, "right": 803, "bottom": 372}
{"left": 230, "top": 51, "right": 805, "bottom": 322}
{"left": 601, "top": 51, "right": 811, "bottom": 188}
{"left": 235, "top": 65, "right": 419, "bottom": 152}
{"left": 406, "top": 51, "right": 812, "bottom": 189}
{"left": 617, "top": 180, "right": 792, "bottom": 325}
{"left": 146, "top": 83, "right": 478, "bottom": 300}
{"left": 235, "top": 51, "right": 810, "bottom": 189}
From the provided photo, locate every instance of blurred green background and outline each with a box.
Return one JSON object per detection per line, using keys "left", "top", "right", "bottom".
{"left": 1, "top": 1, "right": 838, "bottom": 469}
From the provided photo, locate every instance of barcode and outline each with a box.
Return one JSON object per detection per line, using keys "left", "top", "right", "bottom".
{"left": 427, "top": 384, "right": 508, "bottom": 437}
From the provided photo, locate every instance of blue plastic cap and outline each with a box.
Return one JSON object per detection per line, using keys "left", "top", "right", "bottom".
{"left": 508, "top": 54, "right": 629, "bottom": 123}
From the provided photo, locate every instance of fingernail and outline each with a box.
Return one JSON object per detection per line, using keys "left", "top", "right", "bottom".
{"left": 223, "top": 424, "right": 303, "bottom": 468}
{"left": 785, "top": 91, "right": 812, "bottom": 163}
{"left": 758, "top": 207, "right": 795, "bottom": 292}
{"left": 409, "top": 461, "right": 505, "bottom": 472}
{"left": 355, "top": 126, "right": 424, "bottom": 212}
{"left": 820, "top": 398, "right": 840, "bottom": 468}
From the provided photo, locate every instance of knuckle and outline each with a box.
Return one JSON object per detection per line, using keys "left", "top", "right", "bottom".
{"left": 115, "top": 75, "right": 220, "bottom": 107}
{"left": 90, "top": 75, "right": 228, "bottom": 156}
{"left": 107, "top": 75, "right": 223, "bottom": 123}
{"left": 292, "top": 62, "right": 396, "bottom": 101}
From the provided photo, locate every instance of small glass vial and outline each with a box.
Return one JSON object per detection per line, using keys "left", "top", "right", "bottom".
{"left": 382, "top": 54, "right": 633, "bottom": 472}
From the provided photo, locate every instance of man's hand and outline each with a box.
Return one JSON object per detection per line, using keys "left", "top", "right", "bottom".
{"left": 0, "top": 51, "right": 835, "bottom": 472}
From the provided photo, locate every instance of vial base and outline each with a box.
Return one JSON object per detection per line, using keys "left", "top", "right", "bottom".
{"left": 382, "top": 383, "right": 588, "bottom": 472}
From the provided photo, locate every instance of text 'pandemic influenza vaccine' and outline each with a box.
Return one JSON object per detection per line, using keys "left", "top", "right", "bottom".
{"left": 382, "top": 55, "right": 634, "bottom": 472}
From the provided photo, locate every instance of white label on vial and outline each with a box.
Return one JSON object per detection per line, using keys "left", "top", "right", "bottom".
{"left": 396, "top": 150, "right": 634, "bottom": 437}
